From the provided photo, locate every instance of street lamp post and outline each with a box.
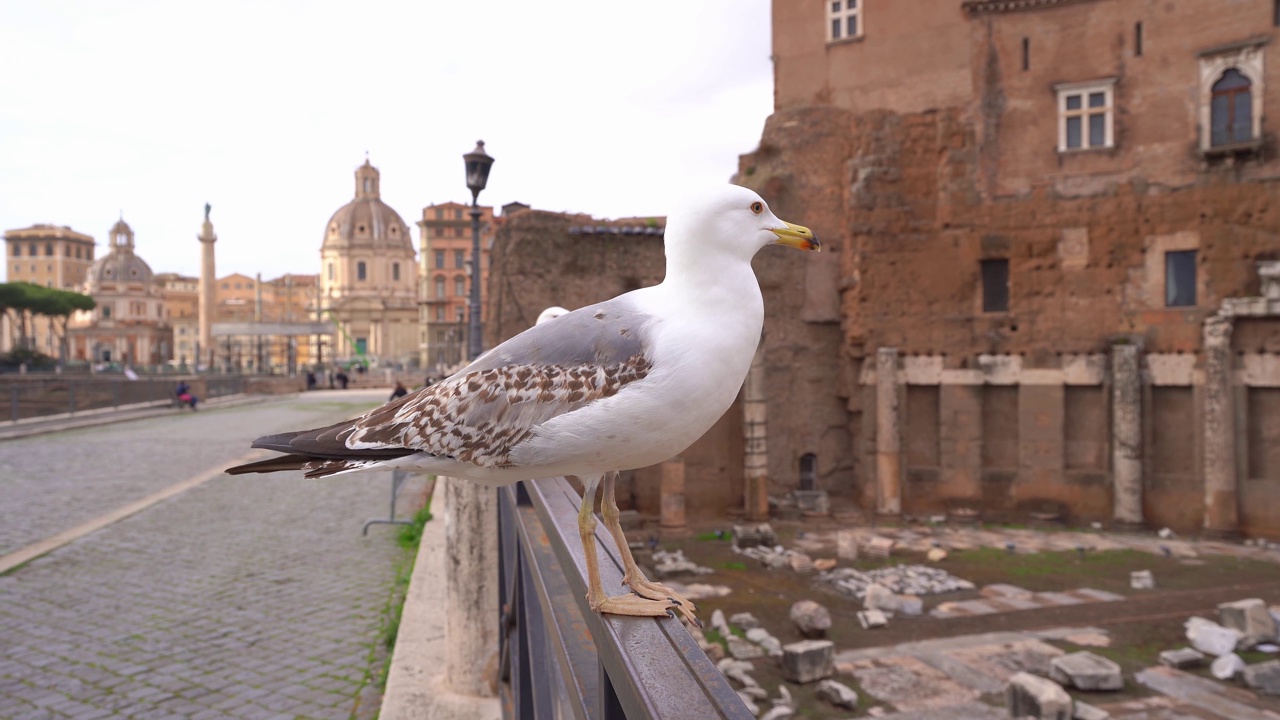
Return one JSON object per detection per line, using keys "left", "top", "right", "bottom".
{"left": 463, "top": 140, "right": 494, "bottom": 361}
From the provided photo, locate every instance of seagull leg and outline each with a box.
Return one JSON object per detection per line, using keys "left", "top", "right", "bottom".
{"left": 578, "top": 473, "right": 679, "bottom": 619}
{"left": 600, "top": 472, "right": 699, "bottom": 625}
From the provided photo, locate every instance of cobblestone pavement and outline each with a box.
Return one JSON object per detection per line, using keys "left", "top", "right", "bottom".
{"left": 0, "top": 390, "right": 428, "bottom": 720}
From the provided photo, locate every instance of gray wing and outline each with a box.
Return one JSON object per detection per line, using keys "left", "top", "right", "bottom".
{"left": 274, "top": 294, "right": 659, "bottom": 468}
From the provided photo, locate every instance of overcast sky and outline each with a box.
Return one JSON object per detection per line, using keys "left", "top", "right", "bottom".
{"left": 0, "top": 1, "right": 774, "bottom": 282}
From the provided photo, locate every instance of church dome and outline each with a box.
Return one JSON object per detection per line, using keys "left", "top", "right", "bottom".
{"left": 322, "top": 159, "right": 413, "bottom": 251}
{"left": 86, "top": 218, "right": 154, "bottom": 289}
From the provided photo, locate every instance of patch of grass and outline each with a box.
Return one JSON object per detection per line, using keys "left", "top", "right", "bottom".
{"left": 396, "top": 504, "right": 433, "bottom": 549}
{"left": 696, "top": 530, "right": 730, "bottom": 542}
{"left": 722, "top": 561, "right": 748, "bottom": 571}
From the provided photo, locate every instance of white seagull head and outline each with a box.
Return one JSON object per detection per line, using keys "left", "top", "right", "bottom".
{"left": 663, "top": 184, "right": 819, "bottom": 267}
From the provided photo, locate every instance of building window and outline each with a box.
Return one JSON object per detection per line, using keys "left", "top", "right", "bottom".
{"left": 455, "top": 250, "right": 466, "bottom": 269}
{"left": 327, "top": 262, "right": 334, "bottom": 281}
{"left": 29, "top": 243, "right": 36, "bottom": 256}
{"left": 12, "top": 244, "right": 19, "bottom": 257}
{"left": 455, "top": 209, "right": 463, "bottom": 220}
{"left": 1166, "top": 250, "right": 1197, "bottom": 307}
{"left": 103, "top": 305, "right": 111, "bottom": 318}
{"left": 454, "top": 276, "right": 465, "bottom": 296}
{"left": 392, "top": 262, "right": 400, "bottom": 281}
{"left": 981, "top": 259, "right": 1009, "bottom": 313}
{"left": 1134, "top": 22, "right": 1143, "bottom": 57}
{"left": 1211, "top": 68, "right": 1253, "bottom": 146}
{"left": 45, "top": 243, "right": 53, "bottom": 256}
{"left": 1056, "top": 80, "right": 1115, "bottom": 151}
{"left": 435, "top": 276, "right": 445, "bottom": 298}
{"left": 74, "top": 246, "right": 81, "bottom": 259}
{"left": 435, "top": 208, "right": 443, "bottom": 220}
{"left": 799, "top": 453, "right": 817, "bottom": 491}
{"left": 827, "top": 0, "right": 860, "bottom": 42}
{"left": 435, "top": 306, "right": 444, "bottom": 321}
{"left": 357, "top": 261, "right": 367, "bottom": 281}
{"left": 1022, "top": 38, "right": 1030, "bottom": 71}
{"left": 435, "top": 250, "right": 445, "bottom": 268}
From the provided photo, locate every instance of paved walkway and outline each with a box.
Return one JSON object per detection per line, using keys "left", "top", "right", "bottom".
{"left": 0, "top": 390, "right": 427, "bottom": 720}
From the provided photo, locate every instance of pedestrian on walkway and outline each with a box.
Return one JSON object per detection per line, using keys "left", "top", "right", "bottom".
{"left": 336, "top": 370, "right": 349, "bottom": 389}
{"left": 389, "top": 381, "right": 408, "bottom": 402}
{"left": 175, "top": 380, "right": 198, "bottom": 410}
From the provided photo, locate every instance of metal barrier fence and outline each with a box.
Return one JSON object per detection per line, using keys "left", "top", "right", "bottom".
{"left": 498, "top": 478, "right": 752, "bottom": 720}
{"left": 2, "top": 376, "right": 247, "bottom": 423}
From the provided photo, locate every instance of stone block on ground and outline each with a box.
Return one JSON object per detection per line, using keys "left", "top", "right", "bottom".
{"left": 711, "top": 609, "right": 730, "bottom": 636}
{"left": 793, "top": 490, "right": 830, "bottom": 515}
{"left": 717, "top": 658, "right": 759, "bottom": 688}
{"left": 858, "top": 609, "right": 888, "bottom": 629}
{"left": 772, "top": 684, "right": 793, "bottom": 709}
{"left": 1217, "top": 598, "right": 1278, "bottom": 649}
{"left": 1072, "top": 700, "right": 1110, "bottom": 720}
{"left": 897, "top": 595, "right": 924, "bottom": 616}
{"left": 1242, "top": 659, "right": 1280, "bottom": 695}
{"left": 864, "top": 582, "right": 899, "bottom": 612}
{"left": 780, "top": 639, "right": 834, "bottom": 684}
{"left": 836, "top": 530, "right": 858, "bottom": 560}
{"left": 1049, "top": 651, "right": 1123, "bottom": 691}
{"left": 815, "top": 679, "right": 859, "bottom": 710}
{"left": 1186, "top": 616, "right": 1243, "bottom": 656}
{"left": 789, "top": 599, "right": 832, "bottom": 638}
{"left": 788, "top": 553, "right": 815, "bottom": 573}
{"left": 1130, "top": 570, "right": 1155, "bottom": 589}
{"left": 730, "top": 612, "right": 760, "bottom": 630}
{"left": 733, "top": 524, "right": 762, "bottom": 548}
{"left": 728, "top": 636, "right": 765, "bottom": 660}
{"left": 759, "top": 707, "right": 793, "bottom": 720}
{"left": 982, "top": 583, "right": 1034, "bottom": 600}
{"left": 1006, "top": 671, "right": 1073, "bottom": 720}
{"left": 864, "top": 536, "right": 894, "bottom": 558}
{"left": 1157, "top": 647, "right": 1205, "bottom": 669}
{"left": 812, "top": 558, "right": 837, "bottom": 571}
{"left": 1211, "top": 653, "right": 1245, "bottom": 680}
{"left": 927, "top": 547, "right": 948, "bottom": 562}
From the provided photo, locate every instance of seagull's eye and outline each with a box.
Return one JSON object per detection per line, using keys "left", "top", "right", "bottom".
{"left": 750, "top": 201, "right": 764, "bottom": 215}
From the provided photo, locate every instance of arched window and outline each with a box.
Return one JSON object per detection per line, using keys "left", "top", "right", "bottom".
{"left": 799, "top": 453, "right": 817, "bottom": 491}
{"left": 357, "top": 261, "right": 367, "bottom": 281}
{"left": 435, "top": 276, "right": 445, "bottom": 298}
{"left": 454, "top": 276, "right": 466, "bottom": 297}
{"left": 392, "top": 262, "right": 400, "bottom": 281}
{"left": 1211, "top": 68, "right": 1253, "bottom": 146}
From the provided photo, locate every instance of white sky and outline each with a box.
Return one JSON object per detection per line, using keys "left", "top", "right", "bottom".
{"left": 0, "top": 1, "right": 774, "bottom": 282}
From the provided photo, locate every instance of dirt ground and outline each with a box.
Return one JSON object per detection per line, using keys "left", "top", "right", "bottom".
{"left": 655, "top": 518, "right": 1280, "bottom": 718}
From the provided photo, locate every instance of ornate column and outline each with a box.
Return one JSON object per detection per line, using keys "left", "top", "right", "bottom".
{"left": 197, "top": 205, "right": 217, "bottom": 369}
{"left": 1202, "top": 315, "right": 1240, "bottom": 536}
{"left": 875, "top": 347, "right": 902, "bottom": 516}
{"left": 1111, "top": 344, "right": 1144, "bottom": 528}
{"left": 742, "top": 345, "right": 770, "bottom": 521}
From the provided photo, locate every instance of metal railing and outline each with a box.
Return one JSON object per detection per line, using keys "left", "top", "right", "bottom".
{"left": 1, "top": 376, "right": 248, "bottom": 423}
{"left": 498, "top": 478, "right": 752, "bottom": 720}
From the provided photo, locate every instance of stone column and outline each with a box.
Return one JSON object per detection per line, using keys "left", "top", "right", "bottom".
{"left": 875, "top": 347, "right": 902, "bottom": 516}
{"left": 1203, "top": 316, "right": 1240, "bottom": 536}
{"left": 197, "top": 213, "right": 217, "bottom": 369}
{"left": 1111, "top": 344, "right": 1144, "bottom": 528}
{"left": 659, "top": 458, "right": 689, "bottom": 538}
{"left": 443, "top": 478, "right": 499, "bottom": 697}
{"left": 742, "top": 345, "right": 770, "bottom": 521}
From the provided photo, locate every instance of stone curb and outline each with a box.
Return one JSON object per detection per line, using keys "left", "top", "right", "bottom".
{"left": 380, "top": 480, "right": 501, "bottom": 720}
{"left": 0, "top": 393, "right": 285, "bottom": 442}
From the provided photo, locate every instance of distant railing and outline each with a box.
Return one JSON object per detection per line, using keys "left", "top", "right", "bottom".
{"left": 1, "top": 376, "right": 247, "bottom": 423}
{"left": 498, "top": 478, "right": 752, "bottom": 720}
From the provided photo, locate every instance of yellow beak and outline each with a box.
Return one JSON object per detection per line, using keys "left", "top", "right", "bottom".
{"left": 772, "top": 221, "right": 820, "bottom": 251}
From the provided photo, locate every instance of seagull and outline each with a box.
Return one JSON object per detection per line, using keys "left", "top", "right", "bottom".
{"left": 226, "top": 184, "right": 818, "bottom": 622}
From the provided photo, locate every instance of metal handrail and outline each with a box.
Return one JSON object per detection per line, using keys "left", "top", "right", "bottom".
{"left": 498, "top": 478, "right": 752, "bottom": 720}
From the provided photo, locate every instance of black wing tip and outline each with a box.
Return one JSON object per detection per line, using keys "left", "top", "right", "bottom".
{"left": 225, "top": 455, "right": 310, "bottom": 475}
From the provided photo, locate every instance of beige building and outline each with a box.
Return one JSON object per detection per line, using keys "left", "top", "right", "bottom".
{"left": 416, "top": 201, "right": 498, "bottom": 373}
{"left": 157, "top": 273, "right": 199, "bottom": 367}
{"left": 319, "top": 159, "right": 419, "bottom": 366}
{"left": 68, "top": 218, "right": 171, "bottom": 366}
{"left": 1, "top": 224, "right": 98, "bottom": 357}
